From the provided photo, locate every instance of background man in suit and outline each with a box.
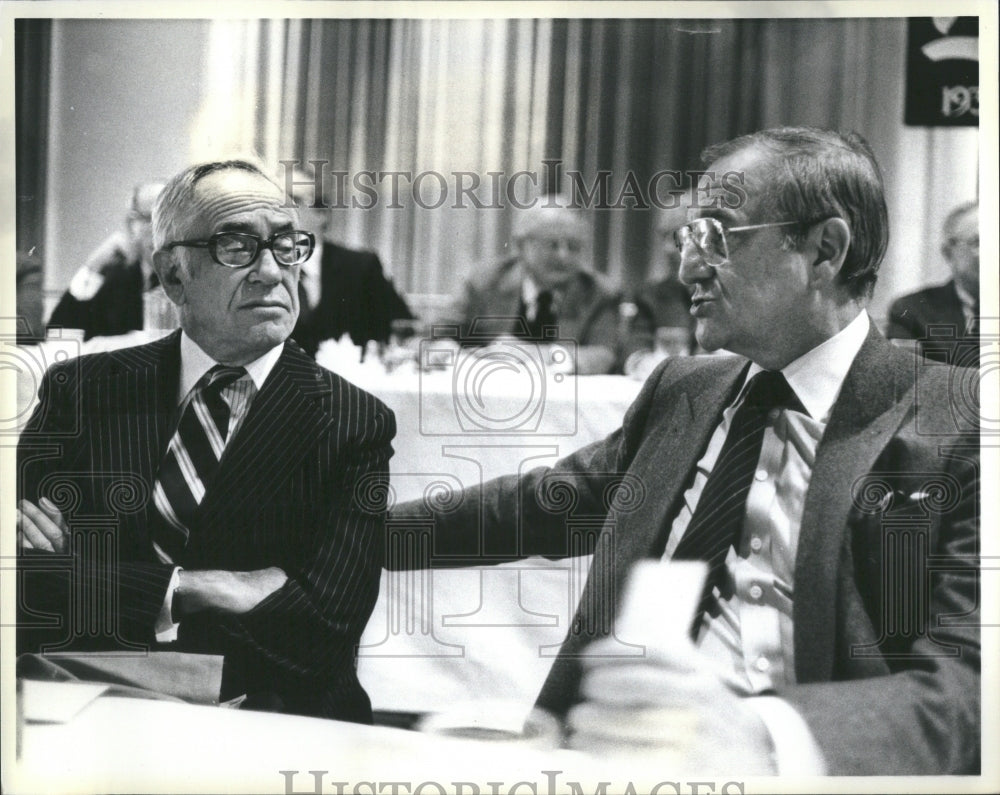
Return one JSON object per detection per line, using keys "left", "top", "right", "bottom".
{"left": 447, "top": 202, "right": 648, "bottom": 374}
{"left": 286, "top": 169, "right": 413, "bottom": 357}
{"left": 18, "top": 159, "right": 396, "bottom": 723}
{"left": 47, "top": 181, "right": 173, "bottom": 339}
{"left": 886, "top": 200, "right": 980, "bottom": 367}
{"left": 392, "top": 127, "right": 979, "bottom": 774}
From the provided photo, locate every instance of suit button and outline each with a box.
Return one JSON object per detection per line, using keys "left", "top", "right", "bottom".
{"left": 749, "top": 536, "right": 763, "bottom": 552}
{"left": 748, "top": 584, "right": 763, "bottom": 601}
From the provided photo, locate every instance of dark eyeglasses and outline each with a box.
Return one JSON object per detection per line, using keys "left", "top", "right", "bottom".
{"left": 674, "top": 218, "right": 804, "bottom": 266}
{"left": 163, "top": 230, "right": 315, "bottom": 269}
{"left": 947, "top": 235, "right": 979, "bottom": 250}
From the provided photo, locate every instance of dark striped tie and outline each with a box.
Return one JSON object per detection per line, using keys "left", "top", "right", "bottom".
{"left": 153, "top": 365, "right": 247, "bottom": 562}
{"left": 671, "top": 370, "right": 801, "bottom": 635}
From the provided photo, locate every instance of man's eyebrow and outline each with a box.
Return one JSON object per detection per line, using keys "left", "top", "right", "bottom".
{"left": 215, "top": 220, "right": 257, "bottom": 233}
{"left": 214, "top": 218, "right": 297, "bottom": 234}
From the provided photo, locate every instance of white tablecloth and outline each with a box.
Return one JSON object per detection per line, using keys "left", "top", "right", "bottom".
{"left": 13, "top": 680, "right": 682, "bottom": 795}
{"left": 338, "top": 364, "right": 642, "bottom": 714}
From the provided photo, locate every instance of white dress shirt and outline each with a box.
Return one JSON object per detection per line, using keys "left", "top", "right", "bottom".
{"left": 154, "top": 332, "right": 284, "bottom": 641}
{"left": 954, "top": 280, "right": 978, "bottom": 331}
{"left": 662, "top": 310, "right": 870, "bottom": 772}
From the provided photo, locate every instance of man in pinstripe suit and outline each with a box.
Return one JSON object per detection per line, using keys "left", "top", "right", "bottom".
{"left": 17, "top": 159, "right": 396, "bottom": 723}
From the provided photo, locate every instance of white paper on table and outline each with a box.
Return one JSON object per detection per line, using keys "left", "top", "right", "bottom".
{"left": 21, "top": 680, "right": 110, "bottom": 724}
{"left": 614, "top": 560, "right": 708, "bottom": 649}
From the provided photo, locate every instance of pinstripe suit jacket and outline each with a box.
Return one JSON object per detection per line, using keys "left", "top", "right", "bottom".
{"left": 17, "top": 330, "right": 395, "bottom": 723}
{"left": 393, "top": 322, "right": 980, "bottom": 773}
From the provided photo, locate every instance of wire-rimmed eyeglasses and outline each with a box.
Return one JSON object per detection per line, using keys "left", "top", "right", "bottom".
{"left": 673, "top": 218, "right": 805, "bottom": 266}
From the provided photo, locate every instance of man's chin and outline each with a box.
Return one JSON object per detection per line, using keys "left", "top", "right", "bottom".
{"left": 244, "top": 321, "right": 294, "bottom": 352}
{"left": 693, "top": 324, "right": 725, "bottom": 354}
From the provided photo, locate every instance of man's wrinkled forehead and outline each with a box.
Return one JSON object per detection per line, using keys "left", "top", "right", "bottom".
{"left": 184, "top": 169, "right": 295, "bottom": 235}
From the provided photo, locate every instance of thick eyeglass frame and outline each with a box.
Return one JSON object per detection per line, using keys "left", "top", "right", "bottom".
{"left": 162, "top": 230, "right": 315, "bottom": 269}
{"left": 674, "top": 217, "right": 805, "bottom": 266}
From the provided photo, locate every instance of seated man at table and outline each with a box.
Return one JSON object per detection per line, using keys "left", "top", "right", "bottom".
{"left": 886, "top": 199, "right": 979, "bottom": 368}
{"left": 446, "top": 201, "right": 647, "bottom": 374}
{"left": 17, "top": 158, "right": 396, "bottom": 723}
{"left": 285, "top": 168, "right": 414, "bottom": 357}
{"left": 391, "top": 127, "right": 980, "bottom": 774}
{"left": 47, "top": 180, "right": 174, "bottom": 340}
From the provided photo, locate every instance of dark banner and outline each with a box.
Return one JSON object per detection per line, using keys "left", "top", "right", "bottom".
{"left": 905, "top": 17, "right": 979, "bottom": 126}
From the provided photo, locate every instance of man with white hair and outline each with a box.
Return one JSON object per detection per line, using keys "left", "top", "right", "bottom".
{"left": 448, "top": 200, "right": 640, "bottom": 373}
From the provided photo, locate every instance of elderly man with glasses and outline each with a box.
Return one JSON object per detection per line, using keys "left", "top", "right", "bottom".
{"left": 17, "top": 159, "right": 396, "bottom": 723}
{"left": 47, "top": 180, "right": 168, "bottom": 339}
{"left": 887, "top": 200, "right": 980, "bottom": 367}
{"left": 392, "top": 127, "right": 980, "bottom": 774}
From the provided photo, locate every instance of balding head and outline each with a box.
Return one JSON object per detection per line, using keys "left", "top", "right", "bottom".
{"left": 512, "top": 201, "right": 592, "bottom": 290}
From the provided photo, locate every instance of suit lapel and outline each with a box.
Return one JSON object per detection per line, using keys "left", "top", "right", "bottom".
{"left": 194, "top": 343, "right": 335, "bottom": 544}
{"left": 794, "top": 324, "right": 915, "bottom": 682}
{"left": 88, "top": 331, "right": 180, "bottom": 550}
{"left": 588, "top": 357, "right": 750, "bottom": 623}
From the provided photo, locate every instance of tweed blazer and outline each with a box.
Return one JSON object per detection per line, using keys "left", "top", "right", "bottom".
{"left": 18, "top": 330, "right": 396, "bottom": 722}
{"left": 392, "top": 322, "right": 980, "bottom": 773}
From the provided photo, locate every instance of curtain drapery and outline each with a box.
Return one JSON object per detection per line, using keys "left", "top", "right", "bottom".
{"left": 192, "top": 17, "right": 979, "bottom": 324}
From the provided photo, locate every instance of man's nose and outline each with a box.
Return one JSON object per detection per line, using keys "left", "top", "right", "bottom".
{"left": 248, "top": 247, "right": 283, "bottom": 284}
{"left": 555, "top": 241, "right": 575, "bottom": 261}
{"left": 678, "top": 242, "right": 713, "bottom": 285}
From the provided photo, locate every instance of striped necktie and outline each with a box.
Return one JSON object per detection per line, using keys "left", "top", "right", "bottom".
{"left": 153, "top": 365, "right": 247, "bottom": 562}
{"left": 671, "top": 370, "right": 801, "bottom": 635}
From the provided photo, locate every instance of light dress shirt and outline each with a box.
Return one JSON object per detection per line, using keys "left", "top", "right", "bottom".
{"left": 954, "top": 280, "right": 978, "bottom": 332}
{"left": 521, "top": 274, "right": 561, "bottom": 321}
{"left": 154, "top": 331, "right": 284, "bottom": 641}
{"left": 662, "top": 310, "right": 870, "bottom": 773}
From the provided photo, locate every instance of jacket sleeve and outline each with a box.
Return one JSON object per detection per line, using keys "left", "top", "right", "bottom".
{"left": 388, "top": 359, "right": 663, "bottom": 567}
{"left": 17, "top": 361, "right": 175, "bottom": 653}
{"left": 212, "top": 399, "right": 396, "bottom": 720}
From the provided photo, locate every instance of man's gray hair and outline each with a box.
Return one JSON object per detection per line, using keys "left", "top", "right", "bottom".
{"left": 511, "top": 200, "right": 591, "bottom": 243}
{"left": 702, "top": 127, "right": 889, "bottom": 299}
{"left": 943, "top": 200, "right": 978, "bottom": 240}
{"left": 152, "top": 157, "right": 279, "bottom": 250}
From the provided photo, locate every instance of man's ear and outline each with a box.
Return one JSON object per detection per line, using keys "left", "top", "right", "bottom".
{"left": 808, "top": 217, "right": 851, "bottom": 287}
{"left": 152, "top": 249, "right": 186, "bottom": 305}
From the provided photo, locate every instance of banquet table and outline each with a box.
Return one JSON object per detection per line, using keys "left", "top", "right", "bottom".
{"left": 11, "top": 678, "right": 698, "bottom": 795}
{"left": 8, "top": 333, "right": 644, "bottom": 717}
{"left": 324, "top": 353, "right": 642, "bottom": 716}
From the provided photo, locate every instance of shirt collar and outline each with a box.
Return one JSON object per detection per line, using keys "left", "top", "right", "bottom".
{"left": 178, "top": 331, "right": 284, "bottom": 404}
{"left": 953, "top": 279, "right": 977, "bottom": 314}
{"left": 521, "top": 273, "right": 541, "bottom": 307}
{"left": 743, "top": 310, "right": 869, "bottom": 423}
